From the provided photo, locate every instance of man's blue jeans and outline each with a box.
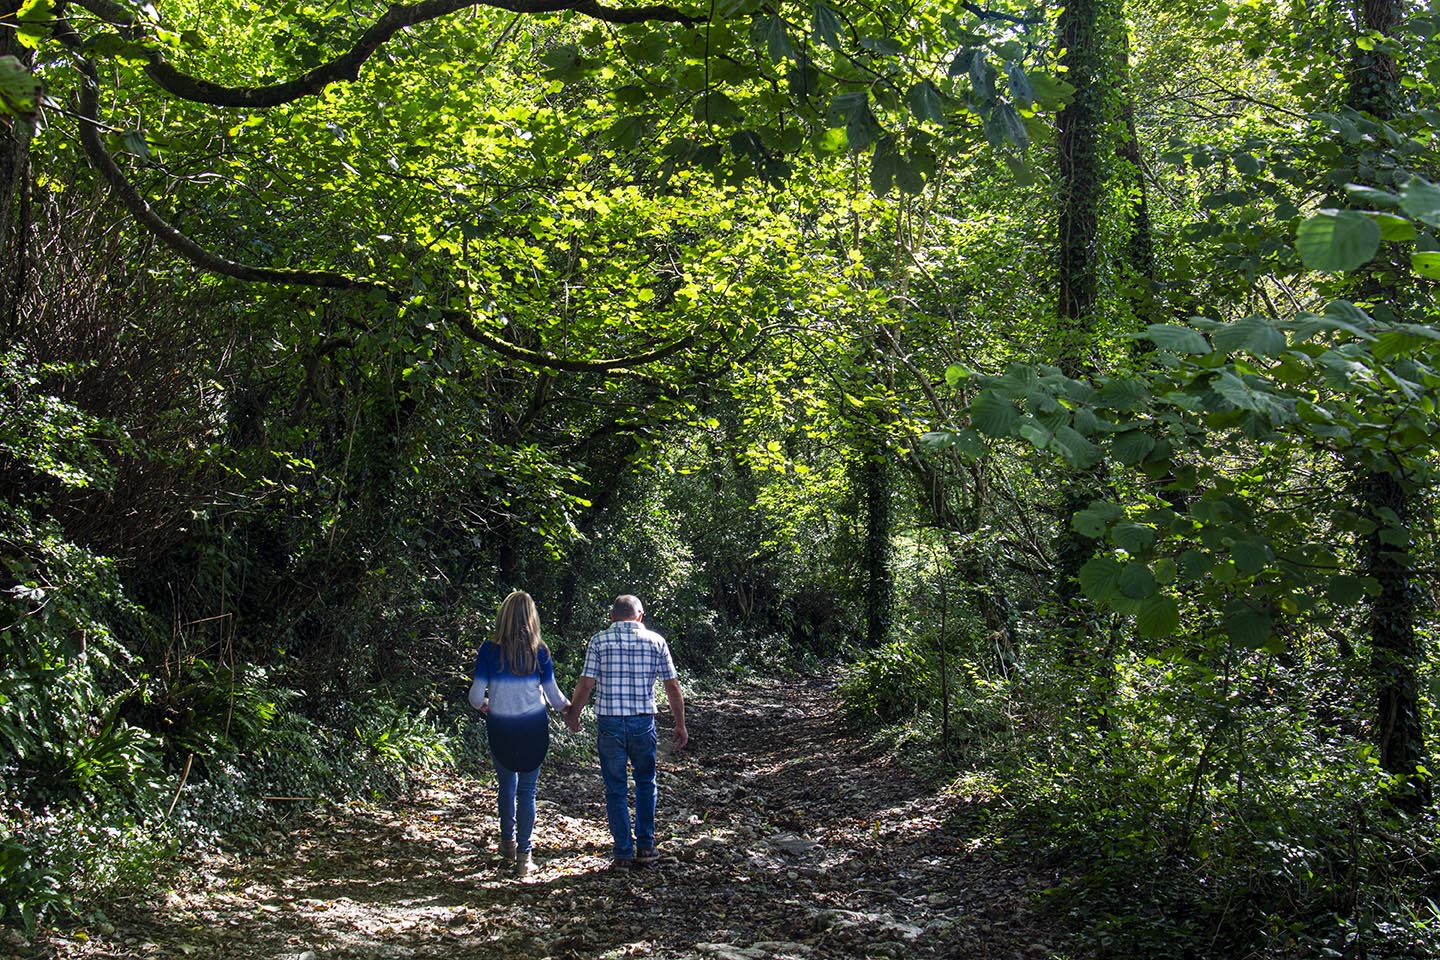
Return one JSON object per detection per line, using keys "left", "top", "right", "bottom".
{"left": 493, "top": 757, "right": 540, "bottom": 854}
{"left": 597, "top": 714, "right": 657, "bottom": 859}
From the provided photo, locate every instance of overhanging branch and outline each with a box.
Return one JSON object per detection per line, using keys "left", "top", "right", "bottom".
{"left": 71, "top": 0, "right": 698, "bottom": 109}
{"left": 66, "top": 34, "right": 704, "bottom": 374}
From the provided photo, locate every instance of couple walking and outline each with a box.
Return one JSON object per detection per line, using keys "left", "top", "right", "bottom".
{"left": 467, "top": 591, "right": 688, "bottom": 875}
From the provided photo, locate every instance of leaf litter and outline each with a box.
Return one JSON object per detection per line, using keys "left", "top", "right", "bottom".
{"left": 15, "top": 677, "right": 1064, "bottom": 959}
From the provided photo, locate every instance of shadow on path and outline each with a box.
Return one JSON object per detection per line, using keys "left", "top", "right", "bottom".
{"left": 23, "top": 677, "right": 1063, "bottom": 960}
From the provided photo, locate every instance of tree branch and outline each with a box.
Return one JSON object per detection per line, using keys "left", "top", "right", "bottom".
{"left": 957, "top": 2, "right": 1043, "bottom": 26}
{"left": 71, "top": 0, "right": 699, "bottom": 109}
{"left": 66, "top": 29, "right": 705, "bottom": 375}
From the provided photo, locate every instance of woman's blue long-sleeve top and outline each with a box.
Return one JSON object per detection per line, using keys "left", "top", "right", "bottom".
{"left": 468, "top": 643, "right": 568, "bottom": 773}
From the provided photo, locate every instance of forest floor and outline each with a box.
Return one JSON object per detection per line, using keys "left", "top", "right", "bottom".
{"left": 15, "top": 677, "right": 1067, "bottom": 960}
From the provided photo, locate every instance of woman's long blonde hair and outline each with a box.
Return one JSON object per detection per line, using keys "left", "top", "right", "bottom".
{"left": 492, "top": 590, "right": 545, "bottom": 676}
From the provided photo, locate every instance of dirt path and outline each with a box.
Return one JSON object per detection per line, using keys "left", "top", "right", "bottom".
{"left": 23, "top": 677, "right": 1063, "bottom": 960}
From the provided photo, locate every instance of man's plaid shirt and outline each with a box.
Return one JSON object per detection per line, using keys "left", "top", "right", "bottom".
{"left": 580, "top": 620, "right": 678, "bottom": 716}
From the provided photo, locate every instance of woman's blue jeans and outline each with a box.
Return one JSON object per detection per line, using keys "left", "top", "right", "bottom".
{"left": 597, "top": 714, "right": 657, "bottom": 859}
{"left": 492, "top": 757, "right": 540, "bottom": 853}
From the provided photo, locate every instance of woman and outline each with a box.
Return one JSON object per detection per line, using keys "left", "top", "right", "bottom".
{"left": 468, "top": 590, "right": 570, "bottom": 877}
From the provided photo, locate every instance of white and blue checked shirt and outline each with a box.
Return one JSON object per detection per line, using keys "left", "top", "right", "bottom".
{"left": 580, "top": 620, "right": 678, "bottom": 717}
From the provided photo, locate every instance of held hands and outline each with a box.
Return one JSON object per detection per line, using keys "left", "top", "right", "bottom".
{"left": 562, "top": 703, "right": 582, "bottom": 733}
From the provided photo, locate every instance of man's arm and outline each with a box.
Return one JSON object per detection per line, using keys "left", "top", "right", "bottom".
{"left": 565, "top": 676, "right": 595, "bottom": 732}
{"left": 663, "top": 678, "right": 688, "bottom": 751}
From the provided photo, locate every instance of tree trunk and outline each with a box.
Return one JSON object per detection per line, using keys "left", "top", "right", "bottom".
{"left": 0, "top": 1, "right": 35, "bottom": 337}
{"left": 861, "top": 450, "right": 892, "bottom": 649}
{"left": 1346, "top": 0, "right": 1430, "bottom": 810}
{"left": 1358, "top": 469, "right": 1428, "bottom": 808}
{"left": 1055, "top": 0, "right": 1105, "bottom": 374}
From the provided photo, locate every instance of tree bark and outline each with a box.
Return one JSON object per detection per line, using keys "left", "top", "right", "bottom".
{"left": 0, "top": 0, "right": 34, "bottom": 336}
{"left": 1055, "top": 0, "right": 1105, "bottom": 374}
{"left": 1346, "top": 0, "right": 1430, "bottom": 810}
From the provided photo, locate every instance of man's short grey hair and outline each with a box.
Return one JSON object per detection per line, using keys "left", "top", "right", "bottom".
{"left": 612, "top": 595, "right": 644, "bottom": 619}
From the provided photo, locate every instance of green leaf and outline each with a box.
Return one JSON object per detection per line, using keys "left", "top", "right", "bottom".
{"left": 1096, "top": 377, "right": 1149, "bottom": 410}
{"left": 1119, "top": 561, "right": 1158, "bottom": 599}
{"left": 1225, "top": 606, "right": 1276, "bottom": 651}
{"left": 944, "top": 364, "right": 972, "bottom": 385}
{"left": 1025, "top": 72, "right": 1074, "bottom": 109}
{"left": 829, "top": 91, "right": 880, "bottom": 152}
{"left": 1140, "top": 324, "right": 1212, "bottom": 355}
{"left": 1178, "top": 548, "right": 1211, "bottom": 582}
{"left": 0, "top": 55, "right": 41, "bottom": 117}
{"left": 1210, "top": 315, "right": 1287, "bottom": 357}
{"left": 1344, "top": 183, "right": 1402, "bottom": 208}
{"left": 995, "top": 103, "right": 1027, "bottom": 149}
{"left": 969, "top": 390, "right": 1020, "bottom": 437}
{"left": 1052, "top": 425, "right": 1100, "bottom": 468}
{"left": 1112, "top": 523, "right": 1157, "bottom": 556}
{"left": 1005, "top": 63, "right": 1034, "bottom": 108}
{"left": 1136, "top": 594, "right": 1180, "bottom": 638}
{"left": 751, "top": 15, "right": 794, "bottom": 63}
{"left": 16, "top": 0, "right": 53, "bottom": 47}
{"left": 1018, "top": 421, "right": 1053, "bottom": 449}
{"left": 859, "top": 35, "right": 902, "bottom": 55}
{"left": 1079, "top": 557, "right": 1123, "bottom": 600}
{"left": 1071, "top": 508, "right": 1110, "bottom": 539}
{"left": 1111, "top": 430, "right": 1156, "bottom": 466}
{"left": 870, "top": 136, "right": 900, "bottom": 195}
{"left": 907, "top": 81, "right": 946, "bottom": 125}
{"left": 812, "top": 3, "right": 844, "bottom": 51}
{"left": 1231, "top": 538, "right": 1270, "bottom": 576}
{"left": 1296, "top": 209, "right": 1381, "bottom": 272}
{"left": 1371, "top": 212, "right": 1418, "bottom": 242}
{"left": 1400, "top": 176, "right": 1440, "bottom": 226}
{"left": 1412, "top": 251, "right": 1440, "bottom": 279}
{"left": 1327, "top": 574, "right": 1368, "bottom": 605}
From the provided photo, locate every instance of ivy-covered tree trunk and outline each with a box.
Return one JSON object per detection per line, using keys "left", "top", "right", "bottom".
{"left": 1055, "top": 0, "right": 1106, "bottom": 370}
{"left": 1346, "top": 0, "right": 1430, "bottom": 809}
{"left": 1117, "top": 31, "right": 1157, "bottom": 324}
{"left": 860, "top": 450, "right": 893, "bottom": 649}
{"left": 1053, "top": 0, "right": 1118, "bottom": 665}
{"left": 0, "top": 1, "right": 34, "bottom": 334}
{"left": 1358, "top": 470, "right": 1428, "bottom": 807}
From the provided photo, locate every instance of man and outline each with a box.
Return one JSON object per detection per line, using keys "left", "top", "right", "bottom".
{"left": 564, "top": 594, "right": 688, "bottom": 869}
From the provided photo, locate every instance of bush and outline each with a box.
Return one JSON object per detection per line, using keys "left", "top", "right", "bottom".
{"left": 838, "top": 639, "right": 935, "bottom": 723}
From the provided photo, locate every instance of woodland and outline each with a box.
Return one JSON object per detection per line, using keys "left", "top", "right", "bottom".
{"left": 1, "top": 0, "right": 1439, "bottom": 956}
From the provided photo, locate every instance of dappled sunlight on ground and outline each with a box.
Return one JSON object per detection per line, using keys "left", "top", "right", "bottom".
{"left": 17, "top": 677, "right": 1064, "bottom": 960}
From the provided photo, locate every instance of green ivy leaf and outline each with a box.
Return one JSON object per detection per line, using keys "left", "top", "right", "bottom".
{"left": 1296, "top": 209, "right": 1381, "bottom": 272}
